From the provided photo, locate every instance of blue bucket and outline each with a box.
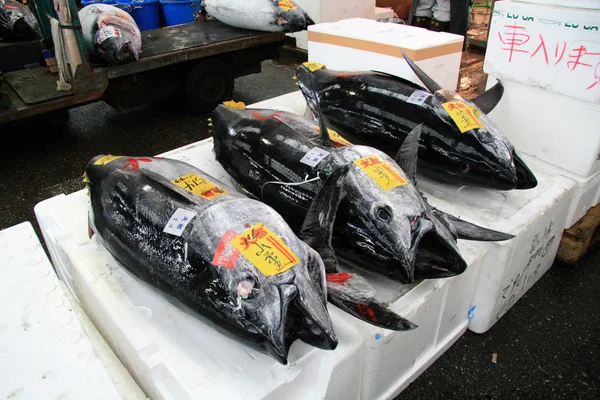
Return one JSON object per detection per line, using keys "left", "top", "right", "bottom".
{"left": 159, "top": 0, "right": 200, "bottom": 27}
{"left": 81, "top": 0, "right": 116, "bottom": 5}
{"left": 115, "top": 0, "right": 161, "bottom": 31}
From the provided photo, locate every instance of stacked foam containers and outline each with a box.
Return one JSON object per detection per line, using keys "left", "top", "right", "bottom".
{"left": 484, "top": 0, "right": 600, "bottom": 228}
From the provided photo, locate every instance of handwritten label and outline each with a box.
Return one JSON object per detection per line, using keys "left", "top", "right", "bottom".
{"left": 231, "top": 223, "right": 299, "bottom": 276}
{"left": 442, "top": 102, "right": 484, "bottom": 133}
{"left": 496, "top": 220, "right": 556, "bottom": 320}
{"left": 212, "top": 230, "right": 240, "bottom": 268}
{"left": 172, "top": 173, "right": 227, "bottom": 200}
{"left": 303, "top": 61, "right": 326, "bottom": 72}
{"left": 223, "top": 100, "right": 246, "bottom": 109}
{"left": 300, "top": 147, "right": 330, "bottom": 167}
{"left": 96, "top": 26, "right": 120, "bottom": 44}
{"left": 94, "top": 155, "right": 124, "bottom": 165}
{"left": 278, "top": 0, "right": 298, "bottom": 11}
{"left": 353, "top": 156, "right": 408, "bottom": 191}
{"left": 163, "top": 208, "right": 196, "bottom": 237}
{"left": 315, "top": 126, "right": 352, "bottom": 147}
{"left": 406, "top": 90, "right": 431, "bottom": 106}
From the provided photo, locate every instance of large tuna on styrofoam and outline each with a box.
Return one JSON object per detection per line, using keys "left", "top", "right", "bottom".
{"left": 204, "top": 0, "right": 314, "bottom": 33}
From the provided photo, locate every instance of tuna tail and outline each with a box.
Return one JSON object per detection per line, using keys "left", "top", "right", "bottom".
{"left": 326, "top": 273, "right": 417, "bottom": 331}
{"left": 400, "top": 50, "right": 443, "bottom": 93}
{"left": 433, "top": 210, "right": 515, "bottom": 242}
{"left": 472, "top": 79, "right": 504, "bottom": 114}
{"left": 394, "top": 123, "right": 423, "bottom": 182}
{"left": 299, "top": 164, "right": 352, "bottom": 273}
{"left": 513, "top": 151, "right": 538, "bottom": 189}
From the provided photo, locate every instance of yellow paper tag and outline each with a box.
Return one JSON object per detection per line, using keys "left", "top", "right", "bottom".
{"left": 278, "top": 0, "right": 298, "bottom": 12}
{"left": 354, "top": 156, "right": 408, "bottom": 191}
{"left": 231, "top": 223, "right": 299, "bottom": 276}
{"left": 315, "top": 126, "right": 353, "bottom": 147}
{"left": 223, "top": 100, "right": 246, "bottom": 109}
{"left": 172, "top": 173, "right": 228, "bottom": 200}
{"left": 442, "top": 102, "right": 484, "bottom": 133}
{"left": 94, "top": 155, "right": 124, "bottom": 165}
{"left": 303, "top": 61, "right": 326, "bottom": 72}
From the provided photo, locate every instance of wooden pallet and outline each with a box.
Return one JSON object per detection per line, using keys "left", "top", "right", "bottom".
{"left": 556, "top": 204, "right": 600, "bottom": 264}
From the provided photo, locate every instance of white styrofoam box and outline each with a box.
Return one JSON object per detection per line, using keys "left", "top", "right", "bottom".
{"left": 485, "top": 1, "right": 600, "bottom": 104}
{"left": 485, "top": 74, "right": 600, "bottom": 177}
{"left": 515, "top": 0, "right": 600, "bottom": 9}
{"left": 0, "top": 222, "right": 123, "bottom": 400}
{"left": 374, "top": 7, "right": 395, "bottom": 20}
{"left": 34, "top": 189, "right": 365, "bottom": 399}
{"left": 308, "top": 18, "right": 464, "bottom": 90}
{"left": 521, "top": 154, "right": 600, "bottom": 228}
{"left": 416, "top": 168, "right": 575, "bottom": 334}
{"left": 286, "top": 0, "right": 377, "bottom": 50}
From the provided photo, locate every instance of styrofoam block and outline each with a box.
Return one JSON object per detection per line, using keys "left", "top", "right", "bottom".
{"left": 307, "top": 18, "right": 464, "bottom": 90}
{"left": 0, "top": 222, "right": 122, "bottom": 400}
{"left": 485, "top": 1, "right": 600, "bottom": 104}
{"left": 34, "top": 190, "right": 365, "bottom": 400}
{"left": 521, "top": 153, "right": 600, "bottom": 228}
{"left": 515, "top": 0, "right": 600, "bottom": 10}
{"left": 286, "top": 0, "right": 377, "bottom": 50}
{"left": 374, "top": 7, "right": 395, "bottom": 20}
{"left": 416, "top": 169, "right": 575, "bottom": 334}
{"left": 485, "top": 74, "right": 600, "bottom": 177}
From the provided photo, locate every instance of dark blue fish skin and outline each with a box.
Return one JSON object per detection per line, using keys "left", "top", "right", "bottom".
{"left": 211, "top": 105, "right": 468, "bottom": 284}
{"left": 295, "top": 65, "right": 538, "bottom": 191}
{"left": 85, "top": 155, "right": 337, "bottom": 364}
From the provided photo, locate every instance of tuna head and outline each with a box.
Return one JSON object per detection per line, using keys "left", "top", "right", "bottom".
{"left": 302, "top": 146, "right": 467, "bottom": 284}
{"left": 400, "top": 50, "right": 537, "bottom": 190}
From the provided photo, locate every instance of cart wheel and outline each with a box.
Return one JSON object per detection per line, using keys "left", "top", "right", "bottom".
{"left": 185, "top": 60, "right": 234, "bottom": 113}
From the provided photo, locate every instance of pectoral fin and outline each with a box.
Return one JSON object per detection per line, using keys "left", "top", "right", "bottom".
{"left": 395, "top": 123, "right": 423, "bottom": 182}
{"left": 434, "top": 210, "right": 515, "bottom": 242}
{"left": 472, "top": 79, "right": 504, "bottom": 114}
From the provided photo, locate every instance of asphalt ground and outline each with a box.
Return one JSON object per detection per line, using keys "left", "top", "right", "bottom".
{"left": 0, "top": 50, "right": 598, "bottom": 400}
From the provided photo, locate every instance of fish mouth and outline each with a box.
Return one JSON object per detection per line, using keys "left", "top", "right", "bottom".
{"left": 513, "top": 151, "right": 538, "bottom": 189}
{"left": 263, "top": 283, "right": 298, "bottom": 364}
{"left": 412, "top": 226, "right": 467, "bottom": 280}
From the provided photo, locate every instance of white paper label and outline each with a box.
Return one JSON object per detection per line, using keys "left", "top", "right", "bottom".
{"left": 406, "top": 90, "right": 431, "bottom": 105}
{"left": 300, "top": 147, "right": 330, "bottom": 167}
{"left": 96, "top": 26, "right": 120, "bottom": 44}
{"left": 163, "top": 208, "right": 197, "bottom": 236}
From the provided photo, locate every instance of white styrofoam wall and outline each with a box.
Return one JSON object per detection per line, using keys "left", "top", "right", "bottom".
{"left": 35, "top": 184, "right": 365, "bottom": 400}
{"left": 515, "top": 0, "right": 600, "bottom": 9}
{"left": 485, "top": 74, "right": 600, "bottom": 178}
{"left": 0, "top": 222, "right": 125, "bottom": 400}
{"left": 485, "top": 1, "right": 600, "bottom": 104}
{"left": 307, "top": 18, "right": 464, "bottom": 90}
{"left": 287, "top": 0, "right": 377, "bottom": 50}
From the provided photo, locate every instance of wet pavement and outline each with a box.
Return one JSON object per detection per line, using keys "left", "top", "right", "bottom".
{"left": 0, "top": 50, "right": 598, "bottom": 399}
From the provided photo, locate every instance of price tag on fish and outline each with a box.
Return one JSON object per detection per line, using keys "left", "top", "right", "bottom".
{"left": 278, "top": 0, "right": 298, "bottom": 12}
{"left": 172, "top": 173, "right": 228, "bottom": 200}
{"left": 231, "top": 223, "right": 299, "bottom": 276}
{"left": 300, "top": 147, "right": 330, "bottom": 167}
{"left": 406, "top": 90, "right": 430, "bottom": 106}
{"left": 315, "top": 126, "right": 352, "bottom": 147}
{"left": 442, "top": 101, "right": 484, "bottom": 133}
{"left": 94, "top": 155, "right": 124, "bottom": 165}
{"left": 163, "top": 208, "right": 197, "bottom": 237}
{"left": 95, "top": 26, "right": 120, "bottom": 44}
{"left": 354, "top": 156, "right": 408, "bottom": 191}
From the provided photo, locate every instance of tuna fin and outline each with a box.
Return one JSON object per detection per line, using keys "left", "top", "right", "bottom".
{"left": 307, "top": 65, "right": 332, "bottom": 148}
{"left": 400, "top": 50, "right": 443, "bottom": 93}
{"left": 304, "top": 13, "right": 315, "bottom": 26}
{"left": 299, "top": 164, "right": 351, "bottom": 273}
{"left": 394, "top": 123, "right": 423, "bottom": 182}
{"left": 433, "top": 210, "right": 515, "bottom": 242}
{"left": 472, "top": 79, "right": 504, "bottom": 114}
{"left": 326, "top": 273, "right": 417, "bottom": 331}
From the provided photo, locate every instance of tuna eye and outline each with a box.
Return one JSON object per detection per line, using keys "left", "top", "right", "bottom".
{"left": 376, "top": 207, "right": 392, "bottom": 222}
{"left": 237, "top": 278, "right": 258, "bottom": 299}
{"left": 459, "top": 163, "right": 470, "bottom": 173}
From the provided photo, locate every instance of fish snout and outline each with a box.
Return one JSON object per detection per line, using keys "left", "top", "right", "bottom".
{"left": 513, "top": 151, "right": 538, "bottom": 189}
{"left": 261, "top": 283, "right": 298, "bottom": 364}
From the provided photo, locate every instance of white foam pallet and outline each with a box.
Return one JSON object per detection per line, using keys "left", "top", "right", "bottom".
{"left": 34, "top": 190, "right": 365, "bottom": 400}
{"left": 521, "top": 154, "right": 600, "bottom": 229}
{"left": 307, "top": 18, "right": 464, "bottom": 90}
{"left": 0, "top": 222, "right": 124, "bottom": 400}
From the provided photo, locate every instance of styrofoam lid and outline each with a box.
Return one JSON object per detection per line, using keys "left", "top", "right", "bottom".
{"left": 308, "top": 18, "right": 463, "bottom": 50}
{"left": 511, "top": 0, "right": 600, "bottom": 10}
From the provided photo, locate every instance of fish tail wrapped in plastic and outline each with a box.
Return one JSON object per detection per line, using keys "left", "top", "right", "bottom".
{"left": 85, "top": 154, "right": 337, "bottom": 364}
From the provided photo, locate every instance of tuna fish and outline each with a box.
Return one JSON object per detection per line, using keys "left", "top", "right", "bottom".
{"left": 204, "top": 0, "right": 314, "bottom": 33}
{"left": 295, "top": 55, "right": 538, "bottom": 191}
{"left": 85, "top": 154, "right": 338, "bottom": 364}
{"left": 0, "top": 0, "right": 43, "bottom": 41}
{"left": 79, "top": 4, "right": 141, "bottom": 64}
{"left": 210, "top": 102, "right": 514, "bottom": 289}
